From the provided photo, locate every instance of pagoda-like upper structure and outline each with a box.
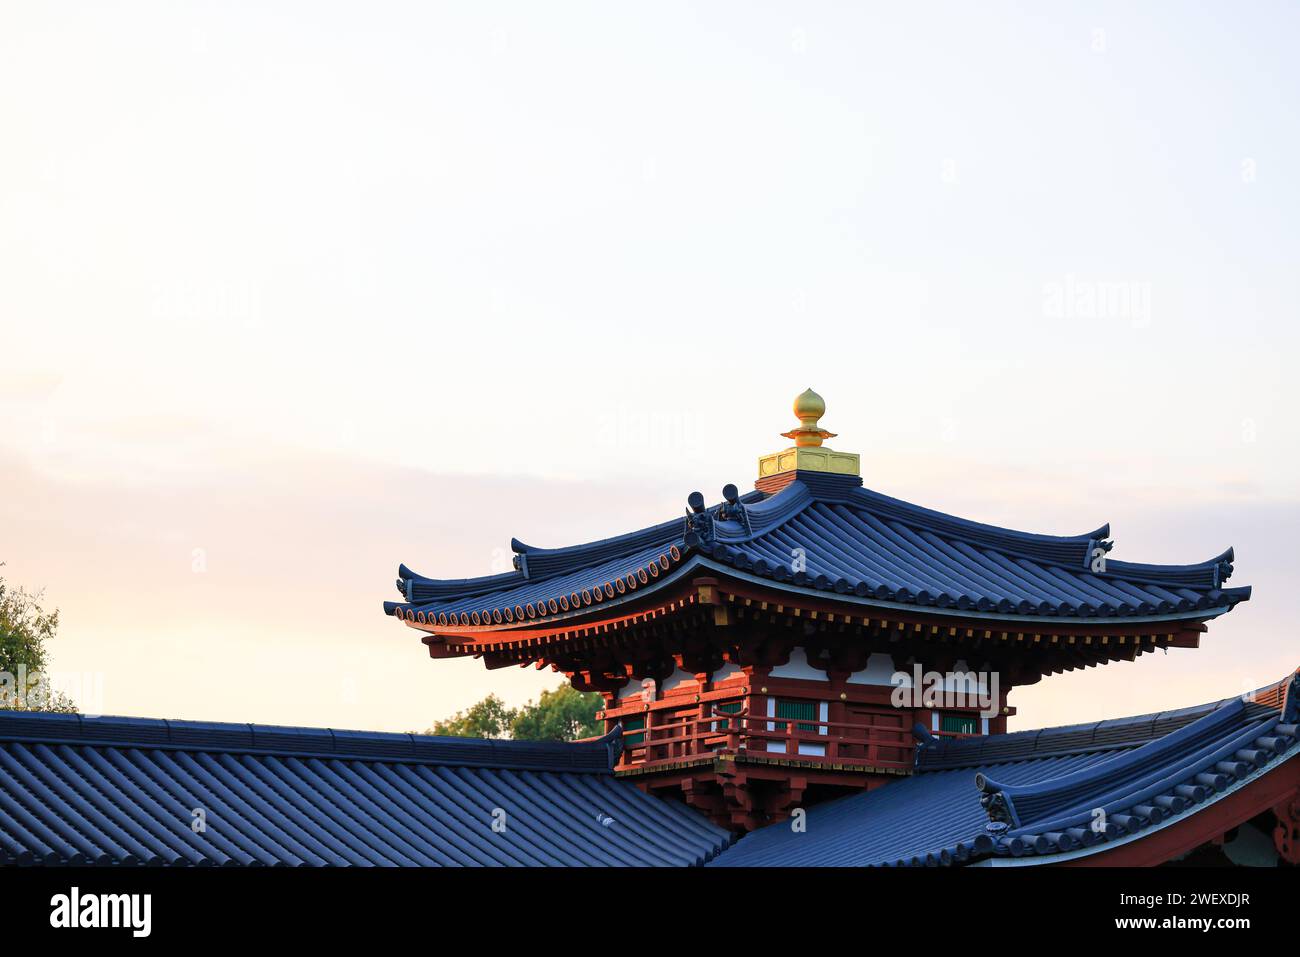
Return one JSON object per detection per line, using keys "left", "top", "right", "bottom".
{"left": 384, "top": 391, "right": 1251, "bottom": 829}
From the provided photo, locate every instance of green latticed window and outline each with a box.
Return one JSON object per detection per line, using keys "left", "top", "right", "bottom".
{"left": 774, "top": 699, "right": 818, "bottom": 733}
{"left": 940, "top": 713, "right": 978, "bottom": 735}
{"left": 622, "top": 714, "right": 645, "bottom": 746}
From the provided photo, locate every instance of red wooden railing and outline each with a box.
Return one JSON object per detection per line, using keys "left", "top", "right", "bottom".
{"left": 606, "top": 702, "right": 971, "bottom": 772}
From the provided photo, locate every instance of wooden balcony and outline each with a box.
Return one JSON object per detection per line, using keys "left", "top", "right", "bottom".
{"left": 602, "top": 697, "right": 975, "bottom": 775}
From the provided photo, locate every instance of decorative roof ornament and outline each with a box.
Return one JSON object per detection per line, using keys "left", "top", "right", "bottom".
{"left": 1216, "top": 556, "right": 1234, "bottom": 586}
{"left": 682, "top": 491, "right": 716, "bottom": 548}
{"left": 717, "top": 483, "right": 753, "bottom": 535}
{"left": 757, "top": 388, "right": 861, "bottom": 488}
{"left": 781, "top": 388, "right": 836, "bottom": 447}
{"left": 975, "top": 773, "right": 1016, "bottom": 833}
{"left": 1283, "top": 671, "right": 1300, "bottom": 725}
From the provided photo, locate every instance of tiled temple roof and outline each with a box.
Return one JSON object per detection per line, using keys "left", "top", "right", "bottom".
{"left": 709, "top": 669, "right": 1299, "bottom": 867}
{"left": 0, "top": 713, "right": 730, "bottom": 866}
{"left": 385, "top": 473, "right": 1250, "bottom": 630}
{"left": 2, "top": 674, "right": 1290, "bottom": 868}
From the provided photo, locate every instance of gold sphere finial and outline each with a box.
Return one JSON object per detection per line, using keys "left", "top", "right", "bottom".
{"left": 758, "top": 387, "right": 860, "bottom": 483}
{"left": 781, "top": 387, "right": 836, "bottom": 448}
{"left": 792, "top": 387, "right": 826, "bottom": 422}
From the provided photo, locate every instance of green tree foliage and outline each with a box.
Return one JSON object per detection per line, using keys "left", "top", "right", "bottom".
{"left": 510, "top": 685, "right": 603, "bottom": 742}
{"left": 0, "top": 566, "right": 78, "bottom": 713}
{"left": 427, "top": 693, "right": 516, "bottom": 739}
{"left": 425, "top": 684, "right": 602, "bottom": 742}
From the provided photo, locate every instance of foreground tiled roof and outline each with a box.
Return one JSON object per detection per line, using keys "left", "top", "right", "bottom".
{"left": 386, "top": 474, "right": 1250, "bottom": 630}
{"left": 710, "top": 669, "right": 1299, "bottom": 867}
{"left": 0, "top": 713, "right": 730, "bottom": 866}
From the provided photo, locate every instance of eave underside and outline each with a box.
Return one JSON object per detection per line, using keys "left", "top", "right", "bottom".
{"left": 411, "top": 575, "right": 1212, "bottom": 687}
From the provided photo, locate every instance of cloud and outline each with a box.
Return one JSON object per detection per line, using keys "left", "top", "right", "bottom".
{"left": 2, "top": 431, "right": 1295, "bottom": 734}
{"left": 0, "top": 437, "right": 674, "bottom": 730}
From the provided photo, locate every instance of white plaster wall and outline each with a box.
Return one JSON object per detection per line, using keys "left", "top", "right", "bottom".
{"left": 942, "top": 660, "right": 987, "bottom": 694}
{"left": 846, "top": 652, "right": 905, "bottom": 686}
{"left": 768, "top": 647, "right": 826, "bottom": 681}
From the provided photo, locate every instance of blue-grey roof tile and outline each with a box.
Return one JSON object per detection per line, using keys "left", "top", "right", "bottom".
{"left": 386, "top": 475, "right": 1250, "bottom": 629}
{"left": 0, "top": 712, "right": 730, "bottom": 867}
{"left": 709, "top": 671, "right": 1298, "bottom": 866}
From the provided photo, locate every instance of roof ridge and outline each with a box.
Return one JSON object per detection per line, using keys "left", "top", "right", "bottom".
{"left": 395, "top": 565, "right": 524, "bottom": 603}
{"left": 919, "top": 672, "right": 1293, "bottom": 772}
{"left": 1103, "top": 546, "right": 1235, "bottom": 589}
{"left": 917, "top": 698, "right": 1238, "bottom": 771}
{"left": 848, "top": 485, "right": 1106, "bottom": 568}
{"left": 714, "top": 481, "right": 814, "bottom": 542}
{"left": 0, "top": 711, "right": 620, "bottom": 773}
{"left": 507, "top": 514, "right": 685, "bottom": 579}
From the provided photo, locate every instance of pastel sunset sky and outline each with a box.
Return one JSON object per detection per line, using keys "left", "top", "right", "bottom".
{"left": 2, "top": 2, "right": 1296, "bottom": 733}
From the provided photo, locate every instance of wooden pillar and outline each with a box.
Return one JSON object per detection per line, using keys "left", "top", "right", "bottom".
{"left": 825, "top": 669, "right": 850, "bottom": 760}
{"left": 748, "top": 665, "right": 772, "bottom": 755}
{"left": 692, "top": 671, "right": 712, "bottom": 759}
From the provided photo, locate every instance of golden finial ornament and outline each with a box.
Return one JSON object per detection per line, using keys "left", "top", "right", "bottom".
{"left": 757, "top": 388, "right": 860, "bottom": 485}
{"left": 781, "top": 388, "right": 836, "bottom": 448}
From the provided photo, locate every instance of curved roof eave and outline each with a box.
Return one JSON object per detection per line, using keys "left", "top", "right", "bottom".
{"left": 686, "top": 557, "right": 1239, "bottom": 627}
{"left": 396, "top": 552, "right": 708, "bottom": 633}
{"left": 391, "top": 552, "right": 1238, "bottom": 635}
{"left": 980, "top": 740, "right": 1300, "bottom": 867}
{"left": 385, "top": 481, "right": 1249, "bottom": 626}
